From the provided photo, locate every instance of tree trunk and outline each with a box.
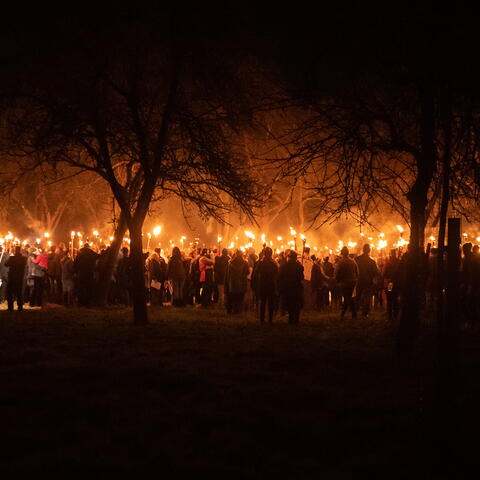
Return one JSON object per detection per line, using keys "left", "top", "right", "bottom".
{"left": 129, "top": 219, "right": 148, "bottom": 325}
{"left": 399, "top": 85, "right": 436, "bottom": 356}
{"left": 97, "top": 213, "right": 128, "bottom": 307}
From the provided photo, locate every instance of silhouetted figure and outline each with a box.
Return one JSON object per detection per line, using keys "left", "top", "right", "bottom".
{"left": 167, "top": 246, "right": 187, "bottom": 306}
{"left": 252, "top": 247, "right": 278, "bottom": 323}
{"left": 311, "top": 256, "right": 332, "bottom": 310}
{"left": 190, "top": 251, "right": 202, "bottom": 305}
{"left": 214, "top": 248, "right": 230, "bottom": 306}
{"left": 278, "top": 250, "right": 304, "bottom": 324}
{"left": 0, "top": 245, "right": 9, "bottom": 303}
{"left": 5, "top": 246, "right": 27, "bottom": 311}
{"left": 302, "top": 247, "right": 314, "bottom": 310}
{"left": 355, "top": 244, "right": 380, "bottom": 318}
{"left": 383, "top": 249, "right": 401, "bottom": 321}
{"left": 47, "top": 247, "right": 62, "bottom": 303}
{"left": 60, "top": 251, "right": 75, "bottom": 306}
{"left": 74, "top": 243, "right": 99, "bottom": 307}
{"left": 225, "top": 250, "right": 249, "bottom": 314}
{"left": 30, "top": 249, "right": 48, "bottom": 307}
{"left": 199, "top": 249, "right": 214, "bottom": 307}
{"left": 334, "top": 246, "right": 358, "bottom": 320}
{"left": 147, "top": 252, "right": 166, "bottom": 306}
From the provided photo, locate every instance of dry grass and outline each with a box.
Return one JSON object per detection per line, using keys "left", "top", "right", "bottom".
{"left": 0, "top": 305, "right": 478, "bottom": 478}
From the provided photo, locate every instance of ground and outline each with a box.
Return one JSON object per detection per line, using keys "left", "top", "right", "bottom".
{"left": 0, "top": 305, "right": 478, "bottom": 478}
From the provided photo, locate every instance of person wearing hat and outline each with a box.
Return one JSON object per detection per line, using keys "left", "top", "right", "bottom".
{"left": 278, "top": 250, "right": 304, "bottom": 324}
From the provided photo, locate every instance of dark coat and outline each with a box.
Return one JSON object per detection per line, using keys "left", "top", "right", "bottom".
{"left": 6, "top": 254, "right": 27, "bottom": 284}
{"left": 278, "top": 260, "right": 304, "bottom": 307}
{"left": 355, "top": 253, "right": 379, "bottom": 288}
{"left": 225, "top": 256, "right": 249, "bottom": 294}
{"left": 214, "top": 254, "right": 230, "bottom": 285}
{"left": 167, "top": 255, "right": 186, "bottom": 280}
{"left": 334, "top": 256, "right": 358, "bottom": 288}
{"left": 251, "top": 257, "right": 278, "bottom": 296}
{"left": 74, "top": 247, "right": 99, "bottom": 276}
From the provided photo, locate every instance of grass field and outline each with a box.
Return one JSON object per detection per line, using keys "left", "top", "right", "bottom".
{"left": 0, "top": 305, "right": 478, "bottom": 478}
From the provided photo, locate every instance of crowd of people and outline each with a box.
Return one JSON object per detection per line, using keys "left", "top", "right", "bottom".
{"left": 1, "top": 239, "right": 479, "bottom": 326}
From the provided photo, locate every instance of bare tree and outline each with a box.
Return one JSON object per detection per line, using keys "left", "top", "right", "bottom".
{"left": 2, "top": 8, "right": 260, "bottom": 323}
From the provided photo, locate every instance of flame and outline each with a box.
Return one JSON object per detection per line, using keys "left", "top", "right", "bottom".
{"left": 71, "top": 231, "right": 76, "bottom": 237}
{"left": 377, "top": 239, "right": 388, "bottom": 249}
{"left": 245, "top": 230, "right": 255, "bottom": 240}
{"left": 93, "top": 230, "right": 99, "bottom": 237}
{"left": 396, "top": 225, "right": 404, "bottom": 233}
{"left": 299, "top": 233, "right": 306, "bottom": 240}
{"left": 289, "top": 227, "right": 297, "bottom": 236}
{"left": 277, "top": 236, "right": 283, "bottom": 241}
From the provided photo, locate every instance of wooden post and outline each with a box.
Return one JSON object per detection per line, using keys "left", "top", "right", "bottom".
{"left": 433, "top": 217, "right": 460, "bottom": 475}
